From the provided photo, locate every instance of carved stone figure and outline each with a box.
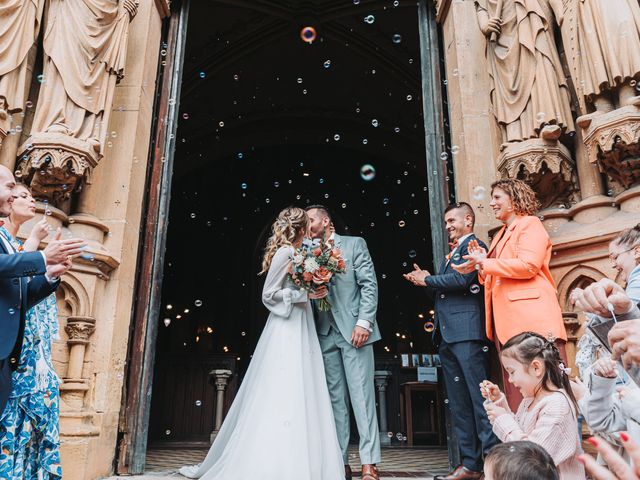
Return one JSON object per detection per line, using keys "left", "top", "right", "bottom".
{"left": 550, "top": 0, "right": 640, "bottom": 114}
{"left": 31, "top": 0, "right": 138, "bottom": 155}
{"left": 475, "top": 0, "right": 575, "bottom": 144}
{"left": 16, "top": 0, "right": 138, "bottom": 205}
{"left": 0, "top": 0, "right": 44, "bottom": 117}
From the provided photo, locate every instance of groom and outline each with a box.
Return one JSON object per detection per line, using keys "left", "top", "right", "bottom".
{"left": 306, "top": 205, "right": 381, "bottom": 480}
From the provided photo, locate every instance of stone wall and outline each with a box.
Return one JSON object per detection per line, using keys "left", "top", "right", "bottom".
{"left": 0, "top": 1, "right": 168, "bottom": 478}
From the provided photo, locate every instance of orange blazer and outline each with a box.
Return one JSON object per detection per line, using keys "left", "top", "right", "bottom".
{"left": 480, "top": 215, "right": 566, "bottom": 344}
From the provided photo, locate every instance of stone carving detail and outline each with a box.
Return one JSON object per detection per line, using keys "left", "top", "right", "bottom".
{"left": 551, "top": 0, "right": 640, "bottom": 115}
{"left": 497, "top": 134, "right": 578, "bottom": 208}
{"left": 14, "top": 134, "right": 96, "bottom": 204}
{"left": 579, "top": 106, "right": 640, "bottom": 188}
{"left": 18, "top": 0, "right": 138, "bottom": 205}
{"left": 65, "top": 316, "right": 96, "bottom": 345}
{"left": 474, "top": 0, "right": 575, "bottom": 145}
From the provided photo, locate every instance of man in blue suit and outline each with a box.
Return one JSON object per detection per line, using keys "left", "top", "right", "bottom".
{"left": 0, "top": 165, "right": 86, "bottom": 413}
{"left": 405, "top": 202, "right": 497, "bottom": 480}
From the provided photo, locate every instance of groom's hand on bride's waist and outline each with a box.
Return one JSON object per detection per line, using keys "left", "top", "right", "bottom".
{"left": 351, "top": 326, "right": 369, "bottom": 348}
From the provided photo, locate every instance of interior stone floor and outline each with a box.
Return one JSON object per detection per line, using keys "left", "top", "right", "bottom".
{"left": 137, "top": 444, "right": 450, "bottom": 479}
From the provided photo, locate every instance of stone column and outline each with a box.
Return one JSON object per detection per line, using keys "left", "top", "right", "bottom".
{"left": 375, "top": 370, "right": 392, "bottom": 446}
{"left": 62, "top": 316, "right": 96, "bottom": 409}
{"left": 209, "top": 369, "right": 232, "bottom": 443}
{"left": 435, "top": 0, "right": 502, "bottom": 241}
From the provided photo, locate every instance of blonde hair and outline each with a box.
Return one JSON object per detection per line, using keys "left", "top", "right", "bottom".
{"left": 491, "top": 178, "right": 541, "bottom": 216}
{"left": 260, "top": 207, "right": 309, "bottom": 274}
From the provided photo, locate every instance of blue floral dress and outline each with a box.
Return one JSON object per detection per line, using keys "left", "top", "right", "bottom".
{"left": 0, "top": 228, "right": 62, "bottom": 479}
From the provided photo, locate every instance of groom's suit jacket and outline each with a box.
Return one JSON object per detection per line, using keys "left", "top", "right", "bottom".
{"left": 316, "top": 234, "right": 380, "bottom": 346}
{"left": 425, "top": 234, "right": 487, "bottom": 345}
{"left": 0, "top": 239, "right": 59, "bottom": 412}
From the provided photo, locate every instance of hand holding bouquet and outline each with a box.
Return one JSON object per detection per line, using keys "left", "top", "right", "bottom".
{"left": 288, "top": 239, "right": 347, "bottom": 311}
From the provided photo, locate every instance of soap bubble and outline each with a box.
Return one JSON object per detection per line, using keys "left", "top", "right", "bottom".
{"left": 470, "top": 284, "right": 480, "bottom": 294}
{"left": 406, "top": 94, "right": 412, "bottom": 101}
{"left": 333, "top": 134, "right": 340, "bottom": 141}
{"left": 423, "top": 321, "right": 435, "bottom": 332}
{"left": 364, "top": 15, "right": 375, "bottom": 24}
{"left": 360, "top": 164, "right": 376, "bottom": 181}
{"left": 408, "top": 250, "right": 417, "bottom": 258}
{"left": 392, "top": 34, "right": 402, "bottom": 44}
{"left": 195, "top": 400, "right": 202, "bottom": 406}
{"left": 454, "top": 376, "right": 460, "bottom": 382}
{"left": 199, "top": 71, "right": 206, "bottom": 79}
{"left": 300, "top": 26, "right": 317, "bottom": 43}
{"left": 324, "top": 60, "right": 331, "bottom": 68}
{"left": 473, "top": 186, "right": 486, "bottom": 201}
{"left": 371, "top": 119, "right": 379, "bottom": 127}
{"left": 482, "top": 346, "right": 489, "bottom": 353}
{"left": 163, "top": 318, "right": 171, "bottom": 327}
{"left": 195, "top": 300, "right": 203, "bottom": 307}
{"left": 398, "top": 220, "right": 406, "bottom": 227}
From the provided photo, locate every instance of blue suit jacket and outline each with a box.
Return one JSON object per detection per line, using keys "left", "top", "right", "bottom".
{"left": 0, "top": 241, "right": 59, "bottom": 361}
{"left": 425, "top": 234, "right": 487, "bottom": 344}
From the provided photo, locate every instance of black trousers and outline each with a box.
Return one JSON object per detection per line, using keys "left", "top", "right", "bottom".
{"left": 0, "top": 359, "right": 11, "bottom": 415}
{"left": 439, "top": 340, "right": 499, "bottom": 471}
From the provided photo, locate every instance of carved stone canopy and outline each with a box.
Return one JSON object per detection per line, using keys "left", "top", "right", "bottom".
{"left": 497, "top": 137, "right": 579, "bottom": 209}
{"left": 15, "top": 132, "right": 99, "bottom": 207}
{"left": 579, "top": 105, "right": 640, "bottom": 189}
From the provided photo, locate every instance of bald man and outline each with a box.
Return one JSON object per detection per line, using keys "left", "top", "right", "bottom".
{"left": 0, "top": 165, "right": 85, "bottom": 412}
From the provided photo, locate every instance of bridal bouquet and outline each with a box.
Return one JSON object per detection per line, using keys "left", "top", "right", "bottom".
{"left": 288, "top": 239, "right": 347, "bottom": 311}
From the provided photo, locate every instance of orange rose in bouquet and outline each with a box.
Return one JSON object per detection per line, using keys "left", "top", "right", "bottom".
{"left": 288, "top": 239, "right": 347, "bottom": 311}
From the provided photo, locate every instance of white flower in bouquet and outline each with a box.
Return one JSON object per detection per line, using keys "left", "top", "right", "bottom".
{"left": 304, "top": 257, "right": 320, "bottom": 272}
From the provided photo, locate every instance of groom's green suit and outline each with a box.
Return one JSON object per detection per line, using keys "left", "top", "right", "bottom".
{"left": 315, "top": 233, "right": 381, "bottom": 465}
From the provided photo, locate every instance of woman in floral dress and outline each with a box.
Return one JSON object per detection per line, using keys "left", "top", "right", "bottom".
{"left": 0, "top": 184, "right": 62, "bottom": 479}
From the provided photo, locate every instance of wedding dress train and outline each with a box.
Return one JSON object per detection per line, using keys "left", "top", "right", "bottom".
{"left": 179, "top": 246, "right": 344, "bottom": 480}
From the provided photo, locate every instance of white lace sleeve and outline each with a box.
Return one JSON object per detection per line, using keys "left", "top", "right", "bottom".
{"left": 262, "top": 246, "right": 308, "bottom": 317}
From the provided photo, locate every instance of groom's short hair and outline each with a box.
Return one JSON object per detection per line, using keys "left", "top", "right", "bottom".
{"left": 306, "top": 204, "right": 332, "bottom": 220}
{"left": 444, "top": 202, "right": 475, "bottom": 227}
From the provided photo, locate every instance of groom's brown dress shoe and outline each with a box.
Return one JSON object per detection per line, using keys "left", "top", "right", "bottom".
{"left": 361, "top": 464, "right": 379, "bottom": 480}
{"left": 434, "top": 465, "right": 483, "bottom": 480}
{"left": 345, "top": 465, "right": 352, "bottom": 480}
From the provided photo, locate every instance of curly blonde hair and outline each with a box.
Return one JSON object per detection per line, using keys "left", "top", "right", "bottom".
{"left": 260, "top": 207, "right": 309, "bottom": 274}
{"left": 491, "top": 179, "right": 541, "bottom": 216}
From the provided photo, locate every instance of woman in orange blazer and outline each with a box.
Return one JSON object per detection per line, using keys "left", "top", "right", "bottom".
{"left": 453, "top": 179, "right": 567, "bottom": 409}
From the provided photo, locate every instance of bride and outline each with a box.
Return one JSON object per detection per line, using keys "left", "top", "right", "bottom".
{"left": 179, "top": 207, "right": 344, "bottom": 480}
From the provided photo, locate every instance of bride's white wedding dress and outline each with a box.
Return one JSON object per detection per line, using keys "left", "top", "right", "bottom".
{"left": 179, "top": 246, "right": 344, "bottom": 480}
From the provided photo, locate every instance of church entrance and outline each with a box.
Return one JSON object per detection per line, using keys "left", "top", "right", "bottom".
{"left": 118, "top": 0, "right": 454, "bottom": 474}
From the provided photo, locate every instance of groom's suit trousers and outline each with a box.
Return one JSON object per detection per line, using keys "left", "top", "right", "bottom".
{"left": 318, "top": 322, "right": 381, "bottom": 465}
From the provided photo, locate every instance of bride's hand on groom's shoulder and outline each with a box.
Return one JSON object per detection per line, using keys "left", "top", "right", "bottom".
{"left": 309, "top": 286, "right": 328, "bottom": 299}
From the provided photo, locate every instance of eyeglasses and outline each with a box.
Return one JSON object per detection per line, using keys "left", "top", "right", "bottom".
{"left": 609, "top": 246, "right": 638, "bottom": 262}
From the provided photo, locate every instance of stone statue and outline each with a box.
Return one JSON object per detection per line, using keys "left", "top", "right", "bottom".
{"left": 475, "top": 0, "right": 575, "bottom": 144}
{"left": 549, "top": 0, "right": 640, "bottom": 114}
{"left": 31, "top": 0, "right": 138, "bottom": 156}
{"left": 0, "top": 0, "right": 44, "bottom": 118}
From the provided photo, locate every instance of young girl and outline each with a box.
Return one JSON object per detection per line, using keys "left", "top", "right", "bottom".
{"left": 480, "top": 332, "right": 585, "bottom": 479}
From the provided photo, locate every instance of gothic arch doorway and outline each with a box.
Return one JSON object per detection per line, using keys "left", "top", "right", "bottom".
{"left": 118, "top": 0, "right": 451, "bottom": 473}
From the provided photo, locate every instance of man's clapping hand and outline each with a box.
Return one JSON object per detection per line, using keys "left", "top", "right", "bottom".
{"left": 403, "top": 263, "right": 430, "bottom": 287}
{"left": 43, "top": 229, "right": 87, "bottom": 265}
{"left": 46, "top": 260, "right": 72, "bottom": 279}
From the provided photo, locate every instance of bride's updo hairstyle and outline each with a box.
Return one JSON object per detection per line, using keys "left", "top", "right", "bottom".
{"left": 260, "top": 206, "right": 309, "bottom": 274}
